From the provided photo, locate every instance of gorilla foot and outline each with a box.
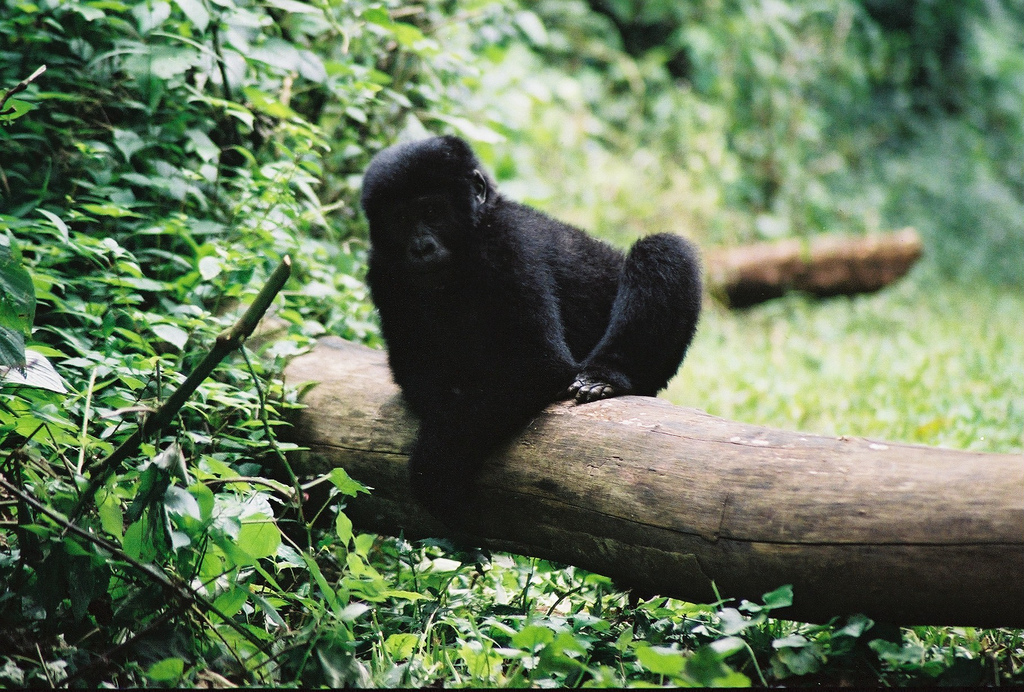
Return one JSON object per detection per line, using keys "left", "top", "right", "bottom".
{"left": 569, "top": 376, "right": 617, "bottom": 403}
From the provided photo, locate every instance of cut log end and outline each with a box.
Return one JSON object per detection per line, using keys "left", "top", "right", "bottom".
{"left": 284, "top": 338, "right": 1024, "bottom": 628}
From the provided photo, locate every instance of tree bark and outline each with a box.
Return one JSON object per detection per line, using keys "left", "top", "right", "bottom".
{"left": 284, "top": 337, "right": 1024, "bottom": 627}
{"left": 706, "top": 228, "right": 923, "bottom": 308}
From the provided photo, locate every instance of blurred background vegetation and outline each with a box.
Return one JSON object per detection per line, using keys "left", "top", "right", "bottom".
{"left": 1, "top": 0, "right": 1021, "bottom": 687}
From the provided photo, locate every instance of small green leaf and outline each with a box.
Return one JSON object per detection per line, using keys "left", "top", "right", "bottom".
{"left": 335, "top": 511, "right": 353, "bottom": 546}
{"left": 0, "top": 98, "right": 36, "bottom": 121}
{"left": 761, "top": 584, "right": 794, "bottom": 610}
{"left": 328, "top": 467, "right": 369, "bottom": 496}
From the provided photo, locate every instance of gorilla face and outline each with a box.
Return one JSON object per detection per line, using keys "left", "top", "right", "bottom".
{"left": 362, "top": 136, "right": 490, "bottom": 285}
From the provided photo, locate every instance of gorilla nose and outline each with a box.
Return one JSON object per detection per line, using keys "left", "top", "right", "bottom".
{"left": 409, "top": 235, "right": 441, "bottom": 262}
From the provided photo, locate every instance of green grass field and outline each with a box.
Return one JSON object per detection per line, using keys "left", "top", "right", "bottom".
{"left": 666, "top": 269, "right": 1024, "bottom": 455}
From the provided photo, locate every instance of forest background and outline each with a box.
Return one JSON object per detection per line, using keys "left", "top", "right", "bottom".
{"left": 1, "top": 0, "right": 1022, "bottom": 687}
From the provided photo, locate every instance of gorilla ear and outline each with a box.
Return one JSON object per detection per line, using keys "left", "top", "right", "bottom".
{"left": 472, "top": 169, "right": 488, "bottom": 206}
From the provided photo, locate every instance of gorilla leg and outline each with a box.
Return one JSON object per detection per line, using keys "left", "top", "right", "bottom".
{"left": 572, "top": 234, "right": 701, "bottom": 402}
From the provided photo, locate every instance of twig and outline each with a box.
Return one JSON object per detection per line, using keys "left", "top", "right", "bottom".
{"left": 0, "top": 65, "right": 46, "bottom": 116}
{"left": 71, "top": 256, "right": 292, "bottom": 519}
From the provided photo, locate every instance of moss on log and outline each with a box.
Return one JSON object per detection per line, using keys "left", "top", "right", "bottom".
{"left": 284, "top": 337, "right": 1024, "bottom": 627}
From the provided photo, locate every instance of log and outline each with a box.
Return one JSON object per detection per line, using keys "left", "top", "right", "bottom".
{"left": 283, "top": 337, "right": 1024, "bottom": 627}
{"left": 706, "top": 228, "right": 923, "bottom": 308}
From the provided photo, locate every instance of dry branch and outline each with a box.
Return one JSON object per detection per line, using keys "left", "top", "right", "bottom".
{"left": 284, "top": 337, "right": 1024, "bottom": 627}
{"left": 706, "top": 228, "right": 923, "bottom": 308}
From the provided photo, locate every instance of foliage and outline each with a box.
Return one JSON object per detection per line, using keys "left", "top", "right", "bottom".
{"left": 473, "top": 0, "right": 1024, "bottom": 283}
{"left": 1, "top": 0, "right": 1022, "bottom": 687}
{"left": 0, "top": 0, "right": 514, "bottom": 686}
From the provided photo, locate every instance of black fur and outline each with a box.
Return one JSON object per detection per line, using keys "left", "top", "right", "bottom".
{"left": 361, "top": 135, "right": 701, "bottom": 514}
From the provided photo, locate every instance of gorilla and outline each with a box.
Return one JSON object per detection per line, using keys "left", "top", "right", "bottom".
{"left": 360, "top": 135, "right": 701, "bottom": 514}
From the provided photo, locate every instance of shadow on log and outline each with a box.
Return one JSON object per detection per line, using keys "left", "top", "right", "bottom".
{"left": 284, "top": 337, "right": 1024, "bottom": 628}
{"left": 706, "top": 228, "right": 923, "bottom": 308}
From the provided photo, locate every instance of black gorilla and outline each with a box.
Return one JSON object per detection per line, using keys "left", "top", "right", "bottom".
{"left": 361, "top": 135, "right": 701, "bottom": 513}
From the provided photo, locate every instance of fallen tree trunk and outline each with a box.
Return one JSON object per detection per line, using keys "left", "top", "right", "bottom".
{"left": 284, "top": 338, "right": 1024, "bottom": 627}
{"left": 706, "top": 228, "right": 923, "bottom": 308}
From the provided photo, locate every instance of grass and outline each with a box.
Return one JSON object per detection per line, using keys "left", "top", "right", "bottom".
{"left": 665, "top": 268, "right": 1024, "bottom": 455}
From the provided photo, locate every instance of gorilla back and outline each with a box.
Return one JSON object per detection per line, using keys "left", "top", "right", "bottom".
{"left": 361, "top": 135, "right": 701, "bottom": 515}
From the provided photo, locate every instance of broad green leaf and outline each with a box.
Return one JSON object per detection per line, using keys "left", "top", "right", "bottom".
{"left": 0, "top": 349, "right": 67, "bottom": 393}
{"left": 198, "top": 255, "right": 221, "bottom": 280}
{"left": 0, "top": 235, "right": 35, "bottom": 346}
{"left": 683, "top": 645, "right": 745, "bottom": 687}
{"left": 188, "top": 482, "right": 215, "bottom": 523}
{"left": 385, "top": 632, "right": 418, "bottom": 660}
{"left": 133, "top": 0, "right": 170, "bottom": 33}
{"left": 761, "top": 584, "right": 794, "bottom": 610}
{"left": 636, "top": 645, "right": 686, "bottom": 676}
{"left": 511, "top": 625, "right": 554, "bottom": 652}
{"left": 212, "top": 586, "right": 249, "bottom": 618}
{"left": 164, "top": 485, "right": 202, "bottom": 521}
{"left": 98, "top": 492, "right": 124, "bottom": 542}
{"left": 237, "top": 514, "right": 281, "bottom": 560}
{"left": 150, "top": 323, "right": 189, "bottom": 350}
{"left": 112, "top": 128, "right": 145, "bottom": 162}
{"left": 146, "top": 657, "right": 184, "bottom": 683}
{"left": 174, "top": 0, "right": 209, "bottom": 31}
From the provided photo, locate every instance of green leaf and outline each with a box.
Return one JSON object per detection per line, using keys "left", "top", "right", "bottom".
{"left": 212, "top": 586, "right": 249, "bottom": 618}
{"left": 150, "top": 323, "right": 189, "bottom": 350}
{"left": 112, "top": 128, "right": 145, "bottom": 162}
{"left": 188, "top": 483, "right": 215, "bottom": 523}
{"left": 237, "top": 514, "right": 281, "bottom": 560}
{"left": 511, "top": 625, "right": 555, "bottom": 652}
{"left": 0, "top": 235, "right": 35, "bottom": 368}
{"left": 0, "top": 349, "right": 67, "bottom": 393}
{"left": 684, "top": 645, "right": 747, "bottom": 687}
{"left": 0, "top": 98, "right": 35, "bottom": 122}
{"left": 35, "top": 208, "right": 70, "bottom": 242}
{"left": 79, "top": 203, "right": 140, "bottom": 219}
{"left": 328, "top": 467, "right": 369, "bottom": 496}
{"left": 164, "top": 485, "right": 201, "bottom": 521}
{"left": 133, "top": 0, "right": 170, "bottom": 33}
{"left": 98, "top": 492, "right": 124, "bottom": 542}
{"left": 773, "top": 643, "right": 822, "bottom": 676}
{"left": 335, "top": 510, "right": 353, "bottom": 546}
{"left": 146, "top": 657, "right": 184, "bottom": 683}
{"left": 385, "top": 632, "right": 418, "bottom": 660}
{"left": 636, "top": 645, "right": 686, "bottom": 676}
{"left": 174, "top": 0, "right": 209, "bottom": 31}
{"left": 761, "top": 584, "right": 794, "bottom": 610}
